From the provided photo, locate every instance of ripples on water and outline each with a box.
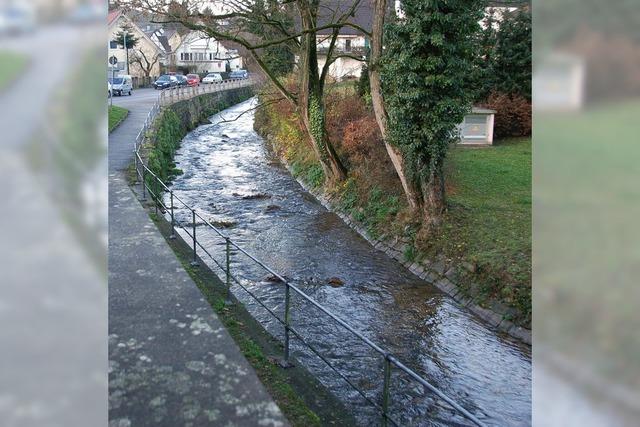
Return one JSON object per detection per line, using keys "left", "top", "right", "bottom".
{"left": 165, "top": 98, "right": 531, "bottom": 426}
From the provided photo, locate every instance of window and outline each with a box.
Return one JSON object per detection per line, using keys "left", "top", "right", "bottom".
{"left": 109, "top": 41, "right": 117, "bottom": 49}
{"left": 345, "top": 39, "right": 352, "bottom": 52}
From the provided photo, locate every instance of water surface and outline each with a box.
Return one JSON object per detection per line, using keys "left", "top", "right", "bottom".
{"left": 165, "top": 98, "right": 531, "bottom": 426}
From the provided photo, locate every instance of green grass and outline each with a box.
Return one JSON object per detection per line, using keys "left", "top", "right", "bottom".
{"left": 109, "top": 105, "right": 129, "bottom": 133}
{"left": 428, "top": 138, "right": 532, "bottom": 321}
{"left": 535, "top": 100, "right": 640, "bottom": 391}
{"left": 0, "top": 50, "right": 28, "bottom": 91}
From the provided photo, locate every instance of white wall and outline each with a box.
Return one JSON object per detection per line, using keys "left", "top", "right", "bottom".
{"left": 174, "top": 32, "right": 244, "bottom": 72}
{"left": 317, "top": 55, "right": 364, "bottom": 80}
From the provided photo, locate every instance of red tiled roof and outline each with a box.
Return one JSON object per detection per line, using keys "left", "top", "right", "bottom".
{"left": 108, "top": 9, "right": 122, "bottom": 26}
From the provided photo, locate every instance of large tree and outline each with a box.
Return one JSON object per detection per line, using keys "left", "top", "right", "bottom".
{"left": 490, "top": 9, "right": 531, "bottom": 100}
{"left": 133, "top": 0, "right": 369, "bottom": 184}
{"left": 129, "top": 48, "right": 162, "bottom": 79}
{"left": 370, "top": 0, "right": 482, "bottom": 225}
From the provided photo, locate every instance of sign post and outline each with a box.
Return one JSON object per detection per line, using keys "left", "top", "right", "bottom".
{"left": 109, "top": 55, "right": 118, "bottom": 107}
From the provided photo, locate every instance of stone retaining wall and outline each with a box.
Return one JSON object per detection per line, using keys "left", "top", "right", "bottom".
{"left": 168, "top": 86, "right": 255, "bottom": 131}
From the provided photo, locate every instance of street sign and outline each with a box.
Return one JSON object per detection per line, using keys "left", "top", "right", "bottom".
{"left": 109, "top": 55, "right": 118, "bottom": 66}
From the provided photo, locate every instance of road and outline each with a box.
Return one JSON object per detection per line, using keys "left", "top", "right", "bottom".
{"left": 111, "top": 87, "right": 160, "bottom": 108}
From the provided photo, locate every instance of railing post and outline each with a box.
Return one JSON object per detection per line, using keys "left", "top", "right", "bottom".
{"left": 381, "top": 355, "right": 392, "bottom": 427}
{"left": 280, "top": 282, "right": 292, "bottom": 368}
{"left": 141, "top": 167, "right": 147, "bottom": 201}
{"left": 169, "top": 191, "right": 176, "bottom": 239}
{"left": 190, "top": 209, "right": 198, "bottom": 266}
{"left": 225, "top": 237, "right": 231, "bottom": 304}
{"left": 154, "top": 180, "right": 158, "bottom": 215}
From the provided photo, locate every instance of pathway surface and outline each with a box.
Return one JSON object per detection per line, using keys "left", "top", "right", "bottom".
{"left": 108, "top": 91, "right": 288, "bottom": 426}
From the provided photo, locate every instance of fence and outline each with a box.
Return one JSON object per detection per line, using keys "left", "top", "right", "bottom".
{"left": 131, "top": 79, "right": 487, "bottom": 427}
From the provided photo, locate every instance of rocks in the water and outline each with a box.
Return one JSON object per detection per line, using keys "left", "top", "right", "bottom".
{"left": 221, "top": 134, "right": 230, "bottom": 138}
{"left": 264, "top": 204, "right": 281, "bottom": 213}
{"left": 327, "top": 277, "right": 345, "bottom": 287}
{"left": 208, "top": 218, "right": 237, "bottom": 228}
{"left": 232, "top": 192, "right": 271, "bottom": 200}
{"left": 263, "top": 275, "right": 284, "bottom": 283}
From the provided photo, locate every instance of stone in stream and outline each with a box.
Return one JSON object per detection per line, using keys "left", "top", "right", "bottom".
{"left": 208, "top": 218, "right": 237, "bottom": 228}
{"left": 263, "top": 275, "right": 284, "bottom": 283}
{"left": 232, "top": 192, "right": 271, "bottom": 200}
{"left": 264, "top": 204, "right": 281, "bottom": 213}
{"left": 327, "top": 277, "right": 345, "bottom": 287}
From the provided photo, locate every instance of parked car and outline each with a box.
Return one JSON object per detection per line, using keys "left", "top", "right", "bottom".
{"left": 229, "top": 70, "right": 248, "bottom": 79}
{"left": 153, "top": 75, "right": 178, "bottom": 90}
{"left": 202, "top": 73, "right": 223, "bottom": 84}
{"left": 109, "top": 75, "right": 133, "bottom": 96}
{"left": 0, "top": 5, "right": 36, "bottom": 35}
{"left": 175, "top": 75, "right": 188, "bottom": 87}
{"left": 186, "top": 74, "right": 200, "bottom": 87}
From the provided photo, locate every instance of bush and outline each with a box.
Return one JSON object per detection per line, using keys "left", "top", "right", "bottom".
{"left": 355, "top": 64, "right": 370, "bottom": 98}
{"left": 342, "top": 116, "right": 378, "bottom": 161}
{"left": 481, "top": 92, "right": 531, "bottom": 138}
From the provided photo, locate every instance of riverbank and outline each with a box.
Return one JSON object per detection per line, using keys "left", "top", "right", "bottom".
{"left": 254, "top": 86, "right": 531, "bottom": 344}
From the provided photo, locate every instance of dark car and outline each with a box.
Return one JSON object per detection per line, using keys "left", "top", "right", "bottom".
{"left": 175, "top": 75, "right": 188, "bottom": 86}
{"left": 229, "top": 70, "right": 248, "bottom": 79}
{"left": 153, "top": 75, "right": 178, "bottom": 90}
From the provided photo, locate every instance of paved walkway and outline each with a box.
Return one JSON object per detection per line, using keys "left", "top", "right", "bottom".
{"left": 109, "top": 91, "right": 288, "bottom": 426}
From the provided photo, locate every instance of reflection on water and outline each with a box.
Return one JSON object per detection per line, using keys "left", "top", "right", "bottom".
{"left": 166, "top": 98, "right": 531, "bottom": 426}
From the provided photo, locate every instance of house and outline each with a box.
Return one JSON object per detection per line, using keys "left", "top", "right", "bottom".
{"left": 314, "top": 1, "right": 372, "bottom": 80}
{"left": 107, "top": 9, "right": 165, "bottom": 81}
{"left": 146, "top": 27, "right": 181, "bottom": 72}
{"left": 131, "top": 14, "right": 183, "bottom": 73}
{"left": 172, "top": 31, "right": 244, "bottom": 75}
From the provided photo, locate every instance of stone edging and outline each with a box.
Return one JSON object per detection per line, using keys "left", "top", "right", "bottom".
{"left": 265, "top": 138, "right": 531, "bottom": 346}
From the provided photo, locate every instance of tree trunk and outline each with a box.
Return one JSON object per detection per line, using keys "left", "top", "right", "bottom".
{"left": 297, "top": 1, "right": 347, "bottom": 183}
{"left": 369, "top": 0, "right": 421, "bottom": 209}
{"left": 420, "top": 165, "right": 446, "bottom": 225}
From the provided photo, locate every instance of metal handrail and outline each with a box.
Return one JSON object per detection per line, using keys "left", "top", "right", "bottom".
{"left": 131, "top": 78, "right": 487, "bottom": 427}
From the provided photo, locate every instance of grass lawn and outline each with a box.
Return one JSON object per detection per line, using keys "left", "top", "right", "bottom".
{"left": 0, "top": 50, "right": 29, "bottom": 91}
{"left": 428, "top": 138, "right": 532, "bottom": 321}
{"left": 109, "top": 105, "right": 129, "bottom": 133}
{"left": 535, "top": 100, "right": 640, "bottom": 390}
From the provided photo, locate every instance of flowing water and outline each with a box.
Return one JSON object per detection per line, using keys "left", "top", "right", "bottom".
{"left": 165, "top": 98, "right": 531, "bottom": 426}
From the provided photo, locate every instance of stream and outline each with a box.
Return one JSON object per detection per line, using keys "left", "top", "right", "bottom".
{"left": 164, "top": 98, "right": 531, "bottom": 426}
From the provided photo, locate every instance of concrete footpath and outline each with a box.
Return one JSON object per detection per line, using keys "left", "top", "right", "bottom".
{"left": 108, "top": 91, "right": 288, "bottom": 426}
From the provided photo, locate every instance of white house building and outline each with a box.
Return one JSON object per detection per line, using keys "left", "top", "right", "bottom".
{"left": 173, "top": 31, "right": 243, "bottom": 74}
{"left": 314, "top": 1, "right": 371, "bottom": 80}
